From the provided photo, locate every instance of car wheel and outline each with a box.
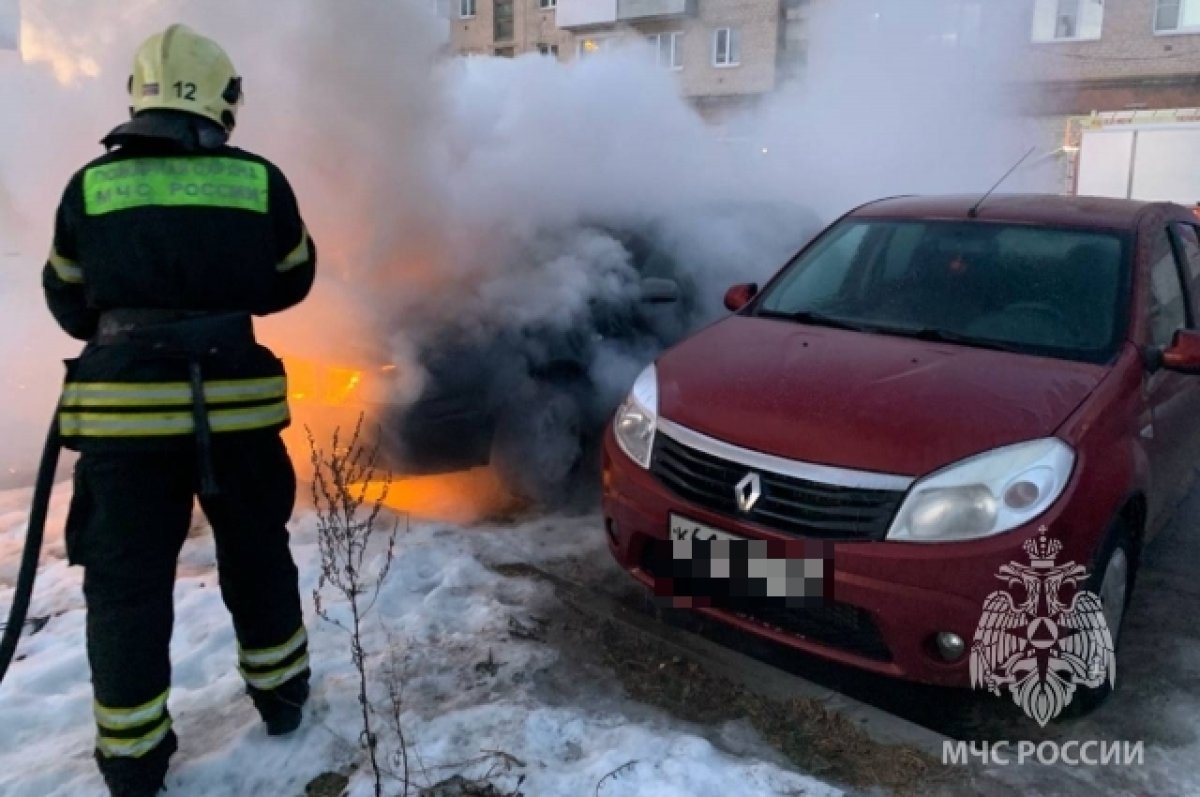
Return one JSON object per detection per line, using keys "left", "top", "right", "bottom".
{"left": 1096, "top": 538, "right": 1131, "bottom": 647}
{"left": 1068, "top": 520, "right": 1137, "bottom": 716}
{"left": 490, "top": 385, "right": 585, "bottom": 507}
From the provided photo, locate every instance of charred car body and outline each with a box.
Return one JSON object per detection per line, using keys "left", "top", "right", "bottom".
{"left": 382, "top": 202, "right": 821, "bottom": 504}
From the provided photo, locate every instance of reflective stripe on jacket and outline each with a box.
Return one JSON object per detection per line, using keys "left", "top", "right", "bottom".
{"left": 57, "top": 375, "right": 289, "bottom": 440}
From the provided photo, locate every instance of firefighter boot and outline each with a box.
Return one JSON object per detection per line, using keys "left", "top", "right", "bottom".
{"left": 96, "top": 730, "right": 177, "bottom": 797}
{"left": 248, "top": 671, "right": 310, "bottom": 736}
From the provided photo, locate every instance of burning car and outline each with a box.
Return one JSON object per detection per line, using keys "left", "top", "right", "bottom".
{"left": 602, "top": 194, "right": 1200, "bottom": 697}
{"left": 290, "top": 202, "right": 821, "bottom": 507}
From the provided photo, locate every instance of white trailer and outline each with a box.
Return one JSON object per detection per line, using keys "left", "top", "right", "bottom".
{"left": 1073, "top": 110, "right": 1200, "bottom": 207}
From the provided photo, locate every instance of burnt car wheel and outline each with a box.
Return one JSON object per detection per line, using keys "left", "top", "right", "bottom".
{"left": 491, "top": 385, "right": 585, "bottom": 507}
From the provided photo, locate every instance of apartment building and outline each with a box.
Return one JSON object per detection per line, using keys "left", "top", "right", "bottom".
{"left": 450, "top": 0, "right": 574, "bottom": 57}
{"left": 448, "top": 0, "right": 804, "bottom": 117}
{"left": 561, "top": 0, "right": 786, "bottom": 110}
{"left": 447, "top": 0, "right": 1200, "bottom": 139}
{"left": 1016, "top": 0, "right": 1200, "bottom": 113}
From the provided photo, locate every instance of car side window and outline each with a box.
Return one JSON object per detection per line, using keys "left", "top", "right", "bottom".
{"left": 1171, "top": 223, "right": 1200, "bottom": 319}
{"left": 1149, "top": 228, "right": 1189, "bottom": 348}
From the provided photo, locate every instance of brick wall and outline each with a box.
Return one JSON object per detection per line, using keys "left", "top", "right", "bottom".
{"left": 1016, "top": 0, "right": 1200, "bottom": 84}
{"left": 450, "top": 0, "right": 573, "bottom": 57}
{"left": 567, "top": 0, "right": 781, "bottom": 98}
{"left": 449, "top": 0, "right": 782, "bottom": 98}
{"left": 684, "top": 0, "right": 781, "bottom": 97}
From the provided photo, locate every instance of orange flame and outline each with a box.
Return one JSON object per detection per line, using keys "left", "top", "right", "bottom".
{"left": 352, "top": 469, "right": 519, "bottom": 526}
{"left": 280, "top": 355, "right": 517, "bottom": 525}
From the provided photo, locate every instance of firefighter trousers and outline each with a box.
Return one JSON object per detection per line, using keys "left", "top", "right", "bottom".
{"left": 65, "top": 433, "right": 309, "bottom": 791}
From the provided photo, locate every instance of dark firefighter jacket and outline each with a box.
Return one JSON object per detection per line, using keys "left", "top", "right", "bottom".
{"left": 43, "top": 114, "right": 316, "bottom": 452}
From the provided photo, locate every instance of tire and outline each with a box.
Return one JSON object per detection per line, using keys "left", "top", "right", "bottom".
{"left": 490, "top": 384, "right": 585, "bottom": 508}
{"left": 1068, "top": 519, "right": 1137, "bottom": 716}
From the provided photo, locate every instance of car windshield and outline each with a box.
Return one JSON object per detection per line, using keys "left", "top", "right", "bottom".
{"left": 754, "top": 219, "right": 1130, "bottom": 363}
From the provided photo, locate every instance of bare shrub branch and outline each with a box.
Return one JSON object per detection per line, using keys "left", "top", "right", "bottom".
{"left": 309, "top": 416, "right": 402, "bottom": 797}
{"left": 384, "top": 644, "right": 414, "bottom": 797}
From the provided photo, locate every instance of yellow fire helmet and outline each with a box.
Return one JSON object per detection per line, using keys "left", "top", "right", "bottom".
{"left": 129, "top": 24, "right": 243, "bottom": 132}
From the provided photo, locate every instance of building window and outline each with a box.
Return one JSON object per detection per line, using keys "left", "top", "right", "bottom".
{"left": 1031, "top": 0, "right": 1103, "bottom": 42}
{"left": 537, "top": 43, "right": 559, "bottom": 56}
{"left": 495, "top": 46, "right": 515, "bottom": 57}
{"left": 494, "top": 0, "right": 514, "bottom": 41}
{"left": 647, "top": 32, "right": 683, "bottom": 69}
{"left": 577, "top": 36, "right": 610, "bottom": 57}
{"left": 1156, "top": 0, "right": 1200, "bottom": 33}
{"left": 460, "top": 0, "right": 476, "bottom": 18}
{"left": 713, "top": 27, "right": 740, "bottom": 67}
{"left": 539, "top": 0, "right": 557, "bottom": 8}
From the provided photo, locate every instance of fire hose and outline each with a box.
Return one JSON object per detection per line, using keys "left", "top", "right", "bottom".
{"left": 0, "top": 416, "right": 62, "bottom": 686}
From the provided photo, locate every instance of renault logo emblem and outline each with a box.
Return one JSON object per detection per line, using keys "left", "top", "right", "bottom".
{"left": 735, "top": 472, "right": 762, "bottom": 512}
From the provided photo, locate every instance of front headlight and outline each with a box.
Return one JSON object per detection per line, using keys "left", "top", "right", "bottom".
{"left": 887, "top": 438, "right": 1075, "bottom": 542}
{"left": 613, "top": 364, "right": 658, "bottom": 469}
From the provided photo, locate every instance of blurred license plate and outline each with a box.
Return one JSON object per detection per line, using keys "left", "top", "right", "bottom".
{"left": 669, "top": 514, "right": 746, "bottom": 546}
{"left": 665, "top": 513, "right": 830, "bottom": 605}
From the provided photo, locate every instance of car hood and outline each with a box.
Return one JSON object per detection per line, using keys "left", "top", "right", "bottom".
{"left": 656, "top": 316, "right": 1107, "bottom": 478}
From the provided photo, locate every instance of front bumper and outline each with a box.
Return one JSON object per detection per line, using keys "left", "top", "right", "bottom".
{"left": 601, "top": 429, "right": 1077, "bottom": 688}
{"left": 388, "top": 393, "right": 494, "bottom": 474}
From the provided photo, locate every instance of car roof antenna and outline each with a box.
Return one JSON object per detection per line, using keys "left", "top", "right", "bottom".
{"left": 968, "top": 145, "right": 1038, "bottom": 219}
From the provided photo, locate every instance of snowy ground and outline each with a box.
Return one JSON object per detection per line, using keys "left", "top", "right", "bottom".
{"left": 10, "top": 469, "right": 1196, "bottom": 797}
{"left": 0, "top": 480, "right": 840, "bottom": 797}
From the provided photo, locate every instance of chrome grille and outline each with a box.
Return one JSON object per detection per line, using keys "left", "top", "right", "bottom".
{"left": 650, "top": 431, "right": 906, "bottom": 541}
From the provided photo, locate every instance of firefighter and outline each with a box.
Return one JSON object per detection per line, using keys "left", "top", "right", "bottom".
{"left": 42, "top": 24, "right": 316, "bottom": 797}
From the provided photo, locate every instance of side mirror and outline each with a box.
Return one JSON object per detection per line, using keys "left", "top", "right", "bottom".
{"left": 723, "top": 282, "right": 758, "bottom": 312}
{"left": 639, "top": 277, "right": 681, "bottom": 304}
{"left": 1163, "top": 329, "right": 1200, "bottom": 374}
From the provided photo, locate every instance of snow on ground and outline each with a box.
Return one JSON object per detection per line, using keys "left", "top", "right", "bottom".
{"left": 0, "top": 481, "right": 838, "bottom": 797}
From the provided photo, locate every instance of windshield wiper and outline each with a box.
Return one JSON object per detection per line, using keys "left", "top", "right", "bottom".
{"left": 881, "top": 326, "right": 1021, "bottom": 353}
{"left": 757, "top": 309, "right": 880, "bottom": 334}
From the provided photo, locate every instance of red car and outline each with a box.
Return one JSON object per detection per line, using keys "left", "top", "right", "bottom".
{"left": 601, "top": 194, "right": 1200, "bottom": 688}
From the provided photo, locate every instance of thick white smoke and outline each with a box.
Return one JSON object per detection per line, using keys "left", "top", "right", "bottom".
{"left": 0, "top": 0, "right": 1056, "bottom": 487}
{"left": 748, "top": 1, "right": 1051, "bottom": 213}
